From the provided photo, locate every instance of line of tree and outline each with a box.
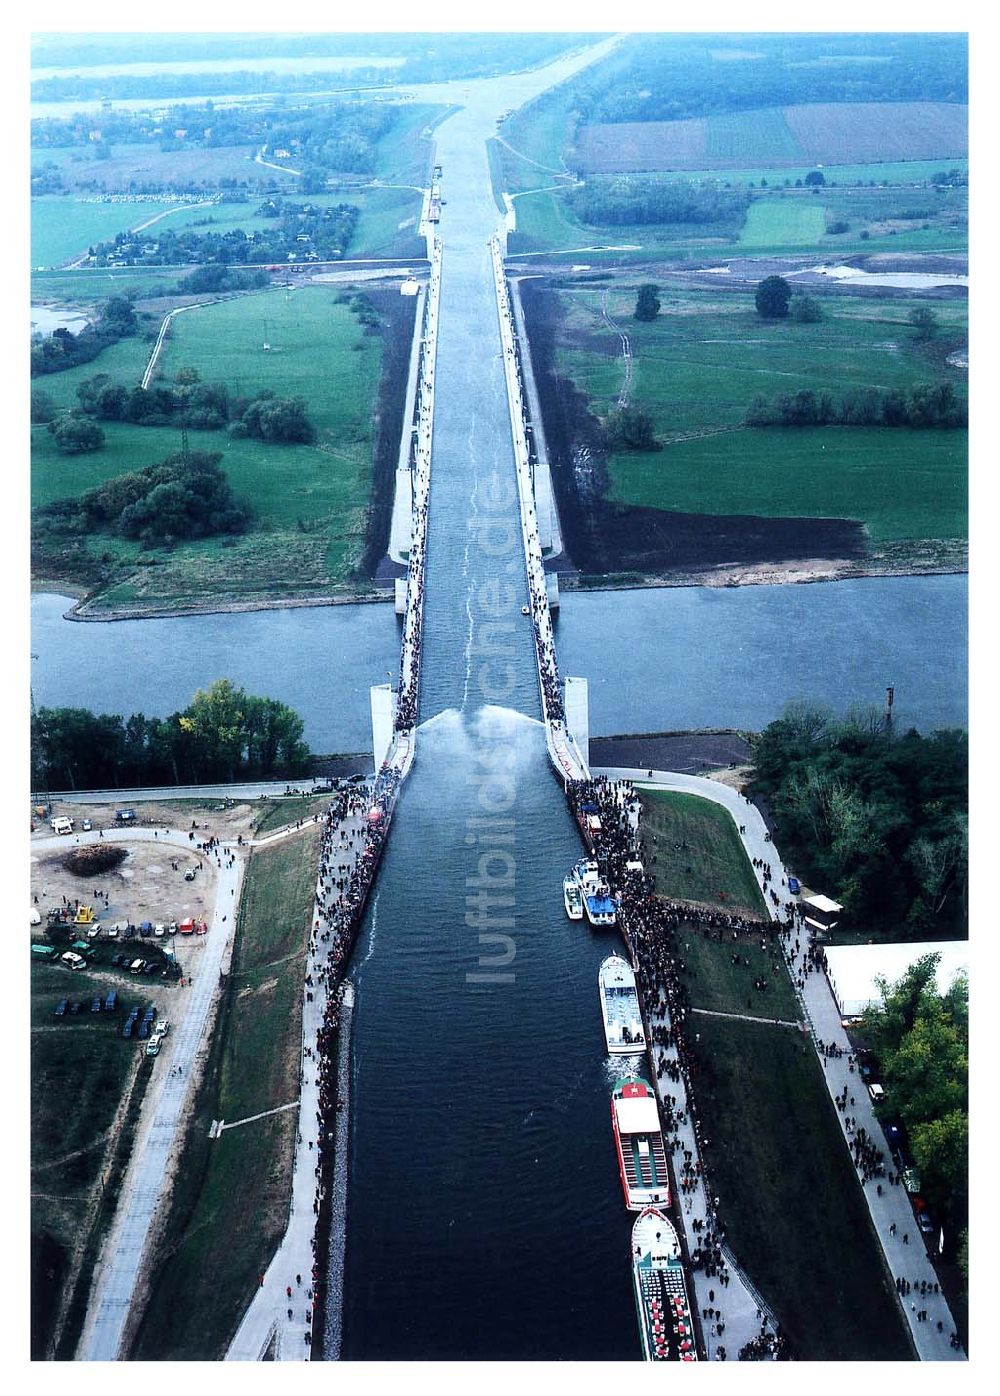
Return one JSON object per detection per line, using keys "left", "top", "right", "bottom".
{"left": 30, "top": 295, "right": 139, "bottom": 378}
{"left": 862, "top": 954, "right": 967, "bottom": 1268}
{"left": 70, "top": 370, "right": 316, "bottom": 442}
{"left": 744, "top": 382, "right": 967, "bottom": 430}
{"left": 31, "top": 680, "right": 311, "bottom": 790}
{"left": 34, "top": 450, "right": 251, "bottom": 549}
{"left": 749, "top": 702, "right": 967, "bottom": 937}
{"left": 567, "top": 176, "right": 749, "bottom": 228}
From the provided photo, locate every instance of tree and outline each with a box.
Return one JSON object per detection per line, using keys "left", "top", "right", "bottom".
{"left": 790, "top": 295, "right": 822, "bottom": 323}
{"left": 31, "top": 390, "right": 56, "bottom": 424}
{"left": 804, "top": 169, "right": 826, "bottom": 186}
{"left": 604, "top": 404, "right": 659, "bottom": 451}
{"left": 754, "top": 275, "right": 792, "bottom": 319}
{"left": 48, "top": 413, "right": 104, "bottom": 454}
{"left": 908, "top": 306, "right": 938, "bottom": 341}
{"left": 634, "top": 284, "right": 661, "bottom": 321}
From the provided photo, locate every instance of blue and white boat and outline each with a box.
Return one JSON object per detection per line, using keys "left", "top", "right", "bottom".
{"left": 573, "top": 858, "right": 617, "bottom": 927}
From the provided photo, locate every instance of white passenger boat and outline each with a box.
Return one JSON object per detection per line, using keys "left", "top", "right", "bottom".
{"left": 563, "top": 877, "right": 584, "bottom": 920}
{"left": 599, "top": 955, "right": 645, "bottom": 1054}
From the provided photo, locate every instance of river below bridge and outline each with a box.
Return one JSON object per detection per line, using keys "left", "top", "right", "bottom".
{"left": 32, "top": 573, "right": 967, "bottom": 756}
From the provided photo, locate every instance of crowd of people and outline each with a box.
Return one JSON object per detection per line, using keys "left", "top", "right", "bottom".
{"left": 491, "top": 235, "right": 565, "bottom": 726}
{"left": 395, "top": 238, "right": 440, "bottom": 733}
{"left": 272, "top": 767, "right": 402, "bottom": 1352}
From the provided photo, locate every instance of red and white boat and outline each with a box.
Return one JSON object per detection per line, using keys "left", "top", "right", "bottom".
{"left": 611, "top": 1076, "right": 671, "bottom": 1211}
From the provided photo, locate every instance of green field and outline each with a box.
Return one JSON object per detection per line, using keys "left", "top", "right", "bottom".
{"left": 32, "top": 283, "right": 391, "bottom": 606}
{"left": 133, "top": 826, "right": 320, "bottom": 1360}
{"left": 555, "top": 289, "right": 967, "bottom": 543}
{"left": 707, "top": 108, "right": 802, "bottom": 163}
{"left": 31, "top": 961, "right": 154, "bottom": 1358}
{"left": 638, "top": 789, "right": 767, "bottom": 917}
{"left": 739, "top": 199, "right": 828, "bottom": 246}
{"left": 688, "top": 1016, "right": 912, "bottom": 1358}
{"left": 32, "top": 195, "right": 181, "bottom": 269}
{"left": 32, "top": 266, "right": 189, "bottom": 302}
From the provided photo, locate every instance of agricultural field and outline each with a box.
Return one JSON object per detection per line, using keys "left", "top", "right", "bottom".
{"left": 574, "top": 102, "right": 967, "bottom": 174}
{"left": 31, "top": 282, "right": 398, "bottom": 608}
{"left": 551, "top": 287, "right": 967, "bottom": 546}
{"left": 132, "top": 825, "right": 320, "bottom": 1360}
{"left": 32, "top": 142, "right": 261, "bottom": 193}
{"left": 31, "top": 195, "right": 183, "bottom": 269}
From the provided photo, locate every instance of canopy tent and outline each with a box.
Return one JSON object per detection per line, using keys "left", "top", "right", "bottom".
{"left": 824, "top": 940, "right": 968, "bottom": 1018}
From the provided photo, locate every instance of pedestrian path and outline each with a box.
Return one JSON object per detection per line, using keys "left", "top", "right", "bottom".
{"left": 75, "top": 829, "right": 244, "bottom": 1360}
{"left": 596, "top": 766, "right": 965, "bottom": 1361}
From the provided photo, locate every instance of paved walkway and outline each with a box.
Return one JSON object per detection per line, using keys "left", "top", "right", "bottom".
{"left": 595, "top": 767, "right": 966, "bottom": 1361}
{"left": 68, "top": 828, "right": 244, "bottom": 1360}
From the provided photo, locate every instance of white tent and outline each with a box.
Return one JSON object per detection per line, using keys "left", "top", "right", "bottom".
{"left": 824, "top": 940, "right": 968, "bottom": 1018}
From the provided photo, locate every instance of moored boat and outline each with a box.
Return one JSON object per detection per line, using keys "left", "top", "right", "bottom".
{"left": 611, "top": 1076, "right": 671, "bottom": 1211}
{"left": 631, "top": 1208, "right": 697, "bottom": 1361}
{"left": 563, "top": 877, "right": 584, "bottom": 920}
{"left": 599, "top": 955, "right": 645, "bottom": 1054}
{"left": 572, "top": 858, "right": 617, "bottom": 927}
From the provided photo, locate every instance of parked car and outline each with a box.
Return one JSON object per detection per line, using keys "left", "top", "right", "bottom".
{"left": 61, "top": 951, "right": 86, "bottom": 971}
{"left": 154, "top": 924, "right": 165, "bottom": 938}
{"left": 137, "top": 1019, "right": 150, "bottom": 1040}
{"left": 142, "top": 1005, "right": 156, "bottom": 1022}
{"left": 111, "top": 953, "right": 125, "bottom": 968}
{"left": 143, "top": 961, "right": 159, "bottom": 976}
{"left": 122, "top": 1019, "right": 134, "bottom": 1040}
{"left": 90, "top": 997, "right": 102, "bottom": 1013}
{"left": 129, "top": 959, "right": 145, "bottom": 974}
{"left": 104, "top": 990, "right": 118, "bottom": 1013}
{"left": 145, "top": 1035, "right": 162, "bottom": 1057}
{"left": 153, "top": 1020, "right": 170, "bottom": 1038}
{"left": 54, "top": 998, "right": 68, "bottom": 1017}
{"left": 166, "top": 923, "right": 178, "bottom": 936}
{"left": 183, "top": 870, "right": 196, "bottom": 882}
{"left": 81, "top": 819, "right": 92, "bottom": 831}
{"left": 69, "top": 1001, "right": 82, "bottom": 1015}
{"left": 106, "top": 924, "right": 119, "bottom": 940}
{"left": 139, "top": 921, "right": 154, "bottom": 937}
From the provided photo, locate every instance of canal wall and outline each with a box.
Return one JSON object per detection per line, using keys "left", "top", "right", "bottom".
{"left": 490, "top": 235, "right": 589, "bottom": 786}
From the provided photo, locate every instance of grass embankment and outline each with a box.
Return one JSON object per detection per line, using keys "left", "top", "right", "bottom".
{"left": 638, "top": 791, "right": 909, "bottom": 1357}
{"left": 555, "top": 289, "right": 967, "bottom": 545}
{"left": 30, "top": 962, "right": 155, "bottom": 1358}
{"left": 252, "top": 795, "right": 331, "bottom": 837}
{"left": 638, "top": 789, "right": 797, "bottom": 1022}
{"left": 32, "top": 283, "right": 392, "bottom": 608}
{"left": 690, "top": 1016, "right": 912, "bottom": 1359}
{"left": 131, "top": 824, "right": 319, "bottom": 1360}
{"left": 639, "top": 789, "right": 766, "bottom": 916}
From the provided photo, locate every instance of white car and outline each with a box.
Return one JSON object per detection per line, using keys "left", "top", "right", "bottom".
{"left": 82, "top": 819, "right": 92, "bottom": 832}
{"left": 154, "top": 924, "right": 165, "bottom": 938}
{"left": 153, "top": 1020, "right": 170, "bottom": 1037}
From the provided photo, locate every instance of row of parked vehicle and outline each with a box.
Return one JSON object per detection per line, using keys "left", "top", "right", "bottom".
{"left": 858, "top": 1050, "right": 939, "bottom": 1242}
{"left": 98, "top": 918, "right": 207, "bottom": 940}
{"left": 110, "top": 951, "right": 168, "bottom": 977}
{"left": 54, "top": 988, "right": 119, "bottom": 1016}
